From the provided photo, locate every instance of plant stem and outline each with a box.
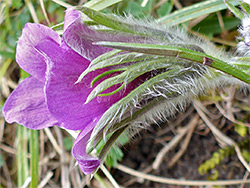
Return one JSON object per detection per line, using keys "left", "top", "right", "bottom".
{"left": 96, "top": 42, "right": 250, "bottom": 85}
{"left": 17, "top": 125, "right": 29, "bottom": 187}
{"left": 30, "top": 129, "right": 39, "bottom": 187}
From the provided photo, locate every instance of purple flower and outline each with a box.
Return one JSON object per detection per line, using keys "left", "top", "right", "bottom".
{"left": 2, "top": 8, "right": 141, "bottom": 174}
{"left": 3, "top": 6, "right": 233, "bottom": 175}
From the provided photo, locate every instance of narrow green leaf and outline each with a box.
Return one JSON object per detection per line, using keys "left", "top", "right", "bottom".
{"left": 77, "top": 52, "right": 155, "bottom": 83}
{"left": 98, "top": 83, "right": 125, "bottom": 97}
{"left": 91, "top": 69, "right": 124, "bottom": 87}
{"left": 232, "top": 57, "right": 250, "bottom": 72}
{"left": 12, "top": 0, "right": 23, "bottom": 9}
{"left": 63, "top": 136, "right": 74, "bottom": 151}
{"left": 86, "top": 57, "right": 174, "bottom": 103}
{"left": 91, "top": 68, "right": 183, "bottom": 138}
{"left": 224, "top": 0, "right": 244, "bottom": 19}
{"left": 241, "top": 2, "right": 250, "bottom": 15}
{"left": 17, "top": 125, "right": 29, "bottom": 187}
{"left": 0, "top": 51, "right": 15, "bottom": 59}
{"left": 4, "top": 0, "right": 11, "bottom": 31}
{"left": 0, "top": 154, "right": 4, "bottom": 168}
{"left": 83, "top": 0, "right": 122, "bottom": 11}
{"left": 0, "top": 58, "right": 12, "bottom": 80}
{"left": 99, "top": 125, "right": 128, "bottom": 163}
{"left": 158, "top": 0, "right": 240, "bottom": 26}
{"left": 30, "top": 130, "right": 39, "bottom": 188}
{"left": 192, "top": 16, "right": 240, "bottom": 36}
{"left": 95, "top": 41, "right": 250, "bottom": 85}
{"left": 51, "top": 22, "right": 64, "bottom": 30}
{"left": 94, "top": 173, "right": 109, "bottom": 188}
{"left": 157, "top": 1, "right": 173, "bottom": 18}
{"left": 91, "top": 49, "right": 123, "bottom": 65}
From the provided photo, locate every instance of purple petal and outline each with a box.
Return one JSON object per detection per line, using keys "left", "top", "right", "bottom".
{"left": 63, "top": 8, "right": 81, "bottom": 32}
{"left": 35, "top": 39, "right": 126, "bottom": 130}
{"left": 16, "top": 23, "right": 61, "bottom": 81}
{"left": 2, "top": 77, "right": 57, "bottom": 129}
{"left": 63, "top": 9, "right": 149, "bottom": 61}
{"left": 63, "top": 9, "right": 109, "bottom": 61}
{"left": 72, "top": 117, "right": 101, "bottom": 174}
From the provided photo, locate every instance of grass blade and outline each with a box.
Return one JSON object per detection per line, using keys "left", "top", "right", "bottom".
{"left": 83, "top": 0, "right": 122, "bottom": 11}
{"left": 30, "top": 129, "right": 39, "bottom": 188}
{"left": 17, "top": 125, "right": 29, "bottom": 187}
{"left": 0, "top": 58, "right": 12, "bottom": 80}
{"left": 158, "top": 0, "right": 240, "bottom": 26}
{"left": 224, "top": 0, "right": 244, "bottom": 19}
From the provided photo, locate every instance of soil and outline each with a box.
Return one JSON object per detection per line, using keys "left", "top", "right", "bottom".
{"left": 110, "top": 103, "right": 250, "bottom": 188}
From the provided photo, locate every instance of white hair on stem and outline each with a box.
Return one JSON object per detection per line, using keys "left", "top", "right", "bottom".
{"left": 86, "top": 13, "right": 246, "bottom": 151}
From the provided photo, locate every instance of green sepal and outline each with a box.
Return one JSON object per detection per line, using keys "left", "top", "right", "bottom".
{"left": 90, "top": 68, "right": 183, "bottom": 139}
{"left": 76, "top": 6, "right": 140, "bottom": 34}
{"left": 91, "top": 49, "right": 123, "bottom": 65}
{"left": 86, "top": 57, "right": 177, "bottom": 103}
{"left": 77, "top": 52, "right": 156, "bottom": 83}
{"left": 76, "top": 6, "right": 173, "bottom": 40}
{"left": 91, "top": 69, "right": 124, "bottom": 87}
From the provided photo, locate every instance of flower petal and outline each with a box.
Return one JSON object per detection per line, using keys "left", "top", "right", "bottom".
{"left": 63, "top": 8, "right": 81, "bottom": 32}
{"left": 34, "top": 39, "right": 123, "bottom": 130}
{"left": 2, "top": 77, "right": 57, "bottom": 129}
{"left": 63, "top": 9, "right": 149, "bottom": 61}
{"left": 72, "top": 117, "right": 101, "bottom": 174}
{"left": 16, "top": 23, "right": 61, "bottom": 81}
{"left": 63, "top": 9, "right": 109, "bottom": 61}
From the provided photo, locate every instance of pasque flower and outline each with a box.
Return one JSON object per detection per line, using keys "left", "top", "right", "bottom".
{"left": 3, "top": 7, "right": 243, "bottom": 175}
{"left": 2, "top": 8, "right": 145, "bottom": 174}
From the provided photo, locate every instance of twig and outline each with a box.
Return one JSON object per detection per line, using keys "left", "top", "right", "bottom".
{"left": 37, "top": 172, "right": 53, "bottom": 188}
{"left": 152, "top": 115, "right": 199, "bottom": 170}
{"left": 168, "top": 114, "right": 199, "bottom": 168}
{"left": 24, "top": 0, "right": 39, "bottom": 23}
{"left": 157, "top": 106, "right": 195, "bottom": 136}
{"left": 217, "top": 12, "right": 227, "bottom": 35}
{"left": 141, "top": 0, "right": 149, "bottom": 7}
{"left": 100, "top": 164, "right": 121, "bottom": 188}
{"left": 193, "top": 100, "right": 250, "bottom": 173}
{"left": 193, "top": 100, "right": 234, "bottom": 146}
{"left": 122, "top": 166, "right": 153, "bottom": 187}
{"left": 0, "top": 144, "right": 16, "bottom": 154}
{"left": 235, "top": 145, "right": 250, "bottom": 172}
{"left": 2, "top": 161, "right": 13, "bottom": 188}
{"left": 240, "top": 168, "right": 250, "bottom": 188}
{"left": 64, "top": 128, "right": 79, "bottom": 139}
{"left": 70, "top": 157, "right": 82, "bottom": 188}
{"left": 153, "top": 0, "right": 168, "bottom": 10}
{"left": 215, "top": 101, "right": 250, "bottom": 127}
{"left": 44, "top": 128, "right": 63, "bottom": 155}
{"left": 39, "top": 0, "right": 51, "bottom": 26}
{"left": 173, "top": 0, "right": 182, "bottom": 9}
{"left": 116, "top": 163, "right": 250, "bottom": 186}
{"left": 188, "top": 14, "right": 209, "bottom": 29}
{"left": 54, "top": 127, "right": 70, "bottom": 188}
{"left": 51, "top": 0, "right": 72, "bottom": 8}
{"left": 1, "top": 77, "right": 10, "bottom": 97}
{"left": 20, "top": 177, "right": 31, "bottom": 188}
